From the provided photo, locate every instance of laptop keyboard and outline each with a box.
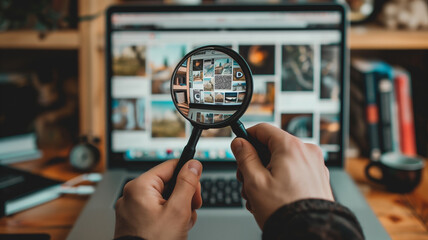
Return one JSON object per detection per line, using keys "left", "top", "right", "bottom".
{"left": 201, "top": 178, "right": 242, "bottom": 207}
{"left": 119, "top": 177, "right": 242, "bottom": 208}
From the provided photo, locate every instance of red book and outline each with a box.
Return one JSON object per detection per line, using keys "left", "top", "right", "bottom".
{"left": 394, "top": 69, "right": 417, "bottom": 156}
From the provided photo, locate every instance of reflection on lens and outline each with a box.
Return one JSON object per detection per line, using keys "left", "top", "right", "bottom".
{"left": 172, "top": 49, "right": 247, "bottom": 124}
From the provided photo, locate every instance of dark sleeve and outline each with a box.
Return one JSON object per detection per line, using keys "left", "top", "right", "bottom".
{"left": 262, "top": 199, "right": 365, "bottom": 240}
{"left": 114, "top": 236, "right": 145, "bottom": 240}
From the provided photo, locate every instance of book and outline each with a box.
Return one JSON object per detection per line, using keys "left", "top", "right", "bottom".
{"left": 0, "top": 134, "right": 42, "bottom": 164}
{"left": 394, "top": 68, "right": 417, "bottom": 156}
{"left": 349, "top": 76, "right": 369, "bottom": 157}
{"left": 351, "top": 59, "right": 401, "bottom": 159}
{"left": 376, "top": 69, "right": 396, "bottom": 154}
{"left": 0, "top": 165, "right": 62, "bottom": 217}
{"left": 351, "top": 60, "right": 382, "bottom": 160}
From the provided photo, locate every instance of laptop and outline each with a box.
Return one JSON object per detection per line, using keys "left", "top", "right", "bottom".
{"left": 68, "top": 4, "right": 390, "bottom": 240}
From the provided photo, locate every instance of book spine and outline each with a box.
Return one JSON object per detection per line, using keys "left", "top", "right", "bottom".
{"left": 395, "top": 73, "right": 417, "bottom": 156}
{"left": 0, "top": 199, "right": 4, "bottom": 217}
{"left": 377, "top": 76, "right": 394, "bottom": 153}
{"left": 364, "top": 72, "right": 381, "bottom": 160}
{"left": 350, "top": 66, "right": 370, "bottom": 157}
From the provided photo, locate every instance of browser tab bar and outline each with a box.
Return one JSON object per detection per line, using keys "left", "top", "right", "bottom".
{"left": 112, "top": 12, "right": 341, "bottom": 29}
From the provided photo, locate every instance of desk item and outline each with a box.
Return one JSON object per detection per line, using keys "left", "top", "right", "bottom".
{"left": 0, "top": 134, "right": 41, "bottom": 164}
{"left": 0, "top": 165, "right": 62, "bottom": 217}
{"left": 0, "top": 73, "right": 41, "bottom": 164}
{"left": 69, "top": 136, "right": 100, "bottom": 171}
{"left": 58, "top": 173, "right": 102, "bottom": 195}
{"left": 365, "top": 152, "right": 425, "bottom": 193}
{"left": 0, "top": 234, "right": 50, "bottom": 240}
{"left": 67, "top": 4, "right": 390, "bottom": 240}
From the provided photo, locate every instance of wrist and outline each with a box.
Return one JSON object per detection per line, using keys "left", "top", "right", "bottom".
{"left": 262, "top": 198, "right": 361, "bottom": 234}
{"left": 262, "top": 199, "right": 364, "bottom": 240}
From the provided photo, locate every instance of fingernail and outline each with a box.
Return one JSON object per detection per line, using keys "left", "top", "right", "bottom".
{"left": 188, "top": 161, "right": 201, "bottom": 176}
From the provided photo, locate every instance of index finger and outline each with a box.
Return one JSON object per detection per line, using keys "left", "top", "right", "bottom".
{"left": 134, "top": 159, "right": 179, "bottom": 193}
{"left": 246, "top": 123, "right": 295, "bottom": 154}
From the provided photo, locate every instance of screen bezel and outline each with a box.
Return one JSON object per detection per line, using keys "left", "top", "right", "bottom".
{"left": 106, "top": 4, "right": 347, "bottom": 170}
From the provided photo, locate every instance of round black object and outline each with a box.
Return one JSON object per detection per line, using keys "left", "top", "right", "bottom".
{"left": 69, "top": 142, "right": 100, "bottom": 171}
{"left": 170, "top": 45, "right": 253, "bottom": 129}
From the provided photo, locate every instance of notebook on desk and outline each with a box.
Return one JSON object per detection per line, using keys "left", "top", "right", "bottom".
{"left": 68, "top": 4, "right": 390, "bottom": 240}
{"left": 0, "top": 165, "right": 62, "bottom": 217}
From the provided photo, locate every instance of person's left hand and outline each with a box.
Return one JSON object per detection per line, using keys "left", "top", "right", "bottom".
{"left": 114, "top": 159, "right": 203, "bottom": 240}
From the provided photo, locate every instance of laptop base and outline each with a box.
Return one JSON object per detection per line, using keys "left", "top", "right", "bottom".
{"left": 67, "top": 168, "right": 390, "bottom": 240}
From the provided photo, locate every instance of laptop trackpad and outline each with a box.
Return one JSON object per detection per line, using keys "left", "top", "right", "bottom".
{"left": 189, "top": 210, "right": 261, "bottom": 240}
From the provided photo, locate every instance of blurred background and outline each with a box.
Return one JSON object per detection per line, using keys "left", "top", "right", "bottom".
{"left": 0, "top": 0, "right": 427, "bottom": 168}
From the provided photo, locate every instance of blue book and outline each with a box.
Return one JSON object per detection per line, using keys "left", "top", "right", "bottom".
{"left": 351, "top": 59, "right": 397, "bottom": 159}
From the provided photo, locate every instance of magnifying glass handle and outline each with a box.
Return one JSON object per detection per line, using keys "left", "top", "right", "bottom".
{"left": 163, "top": 127, "right": 202, "bottom": 200}
{"left": 231, "top": 121, "right": 271, "bottom": 167}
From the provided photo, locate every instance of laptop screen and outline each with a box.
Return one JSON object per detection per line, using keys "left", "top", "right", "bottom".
{"left": 107, "top": 5, "right": 346, "bottom": 167}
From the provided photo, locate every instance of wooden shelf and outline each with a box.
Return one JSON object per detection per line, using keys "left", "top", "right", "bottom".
{"left": 350, "top": 26, "right": 428, "bottom": 50}
{"left": 2, "top": 27, "right": 426, "bottom": 50}
{"left": 0, "top": 30, "right": 79, "bottom": 50}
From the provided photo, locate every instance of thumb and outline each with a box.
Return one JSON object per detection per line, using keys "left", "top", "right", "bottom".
{"left": 168, "top": 160, "right": 202, "bottom": 209}
{"left": 231, "top": 138, "right": 267, "bottom": 180}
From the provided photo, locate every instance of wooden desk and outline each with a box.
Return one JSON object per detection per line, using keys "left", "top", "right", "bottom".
{"left": 346, "top": 158, "right": 428, "bottom": 240}
{"left": 0, "top": 157, "right": 91, "bottom": 240}
{"left": 1, "top": 158, "right": 427, "bottom": 240}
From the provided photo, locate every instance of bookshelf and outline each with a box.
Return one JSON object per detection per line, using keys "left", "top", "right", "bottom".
{"left": 0, "top": 30, "right": 80, "bottom": 50}
{"left": 3, "top": 26, "right": 428, "bottom": 50}
{"left": 349, "top": 24, "right": 428, "bottom": 157}
{"left": 349, "top": 26, "right": 428, "bottom": 50}
{"left": 0, "top": 0, "right": 115, "bottom": 170}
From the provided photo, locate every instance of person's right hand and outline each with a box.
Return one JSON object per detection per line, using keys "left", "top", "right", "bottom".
{"left": 230, "top": 123, "right": 334, "bottom": 229}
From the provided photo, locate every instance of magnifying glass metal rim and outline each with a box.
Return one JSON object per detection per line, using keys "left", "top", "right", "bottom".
{"left": 170, "top": 45, "right": 253, "bottom": 129}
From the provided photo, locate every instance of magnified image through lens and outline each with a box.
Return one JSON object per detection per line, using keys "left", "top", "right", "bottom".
{"left": 171, "top": 49, "right": 248, "bottom": 126}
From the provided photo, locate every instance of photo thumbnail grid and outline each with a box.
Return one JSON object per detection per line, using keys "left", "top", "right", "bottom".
{"left": 111, "top": 42, "right": 340, "bottom": 132}
{"left": 112, "top": 42, "right": 340, "bottom": 102}
{"left": 110, "top": 36, "right": 342, "bottom": 160}
{"left": 170, "top": 50, "right": 248, "bottom": 125}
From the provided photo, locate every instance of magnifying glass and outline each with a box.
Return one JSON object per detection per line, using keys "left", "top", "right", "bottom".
{"left": 163, "top": 45, "right": 271, "bottom": 199}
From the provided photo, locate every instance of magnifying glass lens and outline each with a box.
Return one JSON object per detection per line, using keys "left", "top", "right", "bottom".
{"left": 171, "top": 49, "right": 249, "bottom": 126}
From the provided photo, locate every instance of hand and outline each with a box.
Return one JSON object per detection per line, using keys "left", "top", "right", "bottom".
{"left": 231, "top": 123, "right": 334, "bottom": 229}
{"left": 114, "top": 159, "right": 203, "bottom": 240}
